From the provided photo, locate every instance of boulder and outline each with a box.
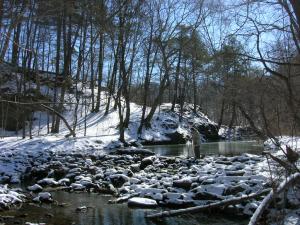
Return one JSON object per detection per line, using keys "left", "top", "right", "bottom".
{"left": 34, "top": 192, "right": 53, "bottom": 203}
{"left": 27, "top": 184, "right": 43, "bottom": 193}
{"left": 141, "top": 132, "right": 188, "bottom": 145}
{"left": 109, "top": 174, "right": 129, "bottom": 188}
{"left": 37, "top": 178, "right": 58, "bottom": 186}
{"left": 128, "top": 197, "right": 157, "bottom": 208}
{"left": 58, "top": 178, "right": 70, "bottom": 186}
{"left": 165, "top": 131, "right": 187, "bottom": 144}
{"left": 195, "top": 123, "right": 219, "bottom": 141}
{"left": 53, "top": 167, "right": 68, "bottom": 180}
{"left": 140, "top": 157, "right": 154, "bottom": 170}
{"left": 30, "top": 167, "right": 49, "bottom": 180}
{"left": 193, "top": 191, "right": 223, "bottom": 200}
{"left": 130, "top": 164, "right": 141, "bottom": 173}
{"left": 224, "top": 185, "right": 246, "bottom": 196}
{"left": 173, "top": 178, "right": 192, "bottom": 190}
{"left": 70, "top": 183, "right": 85, "bottom": 191}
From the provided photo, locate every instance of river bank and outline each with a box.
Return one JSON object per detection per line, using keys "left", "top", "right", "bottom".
{"left": 0, "top": 136, "right": 299, "bottom": 225}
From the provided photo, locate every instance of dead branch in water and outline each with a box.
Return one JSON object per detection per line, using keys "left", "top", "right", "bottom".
{"left": 146, "top": 188, "right": 271, "bottom": 219}
{"left": 248, "top": 172, "right": 300, "bottom": 225}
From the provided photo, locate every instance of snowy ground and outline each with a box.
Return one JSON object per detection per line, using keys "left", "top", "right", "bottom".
{"left": 0, "top": 93, "right": 214, "bottom": 144}
{"left": 264, "top": 136, "right": 300, "bottom": 151}
{"left": 0, "top": 66, "right": 217, "bottom": 146}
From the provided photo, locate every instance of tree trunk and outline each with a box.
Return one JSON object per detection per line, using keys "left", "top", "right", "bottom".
{"left": 105, "top": 43, "right": 119, "bottom": 115}
{"left": 54, "top": 8, "right": 74, "bottom": 133}
{"left": 144, "top": 44, "right": 170, "bottom": 127}
{"left": 51, "top": 13, "right": 62, "bottom": 133}
{"left": 0, "top": 2, "right": 25, "bottom": 60}
{"left": 90, "top": 22, "right": 95, "bottom": 112}
{"left": 217, "top": 98, "right": 225, "bottom": 130}
{"left": 95, "top": 33, "right": 104, "bottom": 112}
{"left": 192, "top": 69, "right": 197, "bottom": 113}
{"left": 228, "top": 102, "right": 236, "bottom": 129}
{"left": 11, "top": 22, "right": 22, "bottom": 66}
{"left": 171, "top": 49, "right": 182, "bottom": 111}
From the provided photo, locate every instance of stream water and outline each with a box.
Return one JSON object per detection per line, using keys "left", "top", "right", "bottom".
{"left": 0, "top": 141, "right": 261, "bottom": 225}
{"left": 1, "top": 192, "right": 248, "bottom": 225}
{"left": 147, "top": 141, "right": 263, "bottom": 157}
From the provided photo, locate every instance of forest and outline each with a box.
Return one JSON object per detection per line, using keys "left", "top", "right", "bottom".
{"left": 0, "top": 0, "right": 299, "bottom": 225}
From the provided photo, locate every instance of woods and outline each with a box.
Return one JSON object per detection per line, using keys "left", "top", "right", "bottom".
{"left": 0, "top": 0, "right": 299, "bottom": 142}
{"left": 0, "top": 1, "right": 300, "bottom": 225}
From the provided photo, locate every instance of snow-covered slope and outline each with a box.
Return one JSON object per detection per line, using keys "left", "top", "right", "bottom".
{"left": 0, "top": 64, "right": 219, "bottom": 147}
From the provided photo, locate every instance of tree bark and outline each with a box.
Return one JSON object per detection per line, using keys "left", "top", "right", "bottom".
{"left": 51, "top": 13, "right": 62, "bottom": 133}
{"left": 11, "top": 22, "right": 22, "bottom": 66}
{"left": 171, "top": 49, "right": 182, "bottom": 111}
{"left": 95, "top": 32, "right": 104, "bottom": 112}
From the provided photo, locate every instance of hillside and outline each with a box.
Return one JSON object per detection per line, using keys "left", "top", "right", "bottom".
{"left": 0, "top": 62, "right": 219, "bottom": 149}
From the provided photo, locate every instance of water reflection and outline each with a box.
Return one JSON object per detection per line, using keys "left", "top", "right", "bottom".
{"left": 147, "top": 141, "right": 263, "bottom": 158}
{"left": 0, "top": 192, "right": 247, "bottom": 225}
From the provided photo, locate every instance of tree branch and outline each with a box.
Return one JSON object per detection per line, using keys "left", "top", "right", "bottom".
{"left": 146, "top": 189, "right": 271, "bottom": 219}
{"left": 248, "top": 172, "right": 300, "bottom": 225}
{"left": 40, "top": 104, "right": 75, "bottom": 137}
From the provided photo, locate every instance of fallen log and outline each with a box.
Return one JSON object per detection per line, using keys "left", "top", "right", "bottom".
{"left": 248, "top": 172, "right": 300, "bottom": 225}
{"left": 146, "top": 188, "right": 271, "bottom": 219}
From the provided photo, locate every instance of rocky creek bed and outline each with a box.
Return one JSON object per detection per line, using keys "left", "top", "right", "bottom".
{"left": 0, "top": 148, "right": 271, "bottom": 213}
{"left": 0, "top": 146, "right": 299, "bottom": 225}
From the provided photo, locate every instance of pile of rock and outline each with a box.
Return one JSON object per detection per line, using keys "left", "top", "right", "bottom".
{"left": 22, "top": 151, "right": 270, "bottom": 216}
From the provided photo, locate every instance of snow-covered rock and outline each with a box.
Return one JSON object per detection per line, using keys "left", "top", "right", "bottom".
{"left": 70, "top": 183, "right": 85, "bottom": 191}
{"left": 0, "top": 185, "right": 25, "bottom": 210}
{"left": 37, "top": 178, "right": 58, "bottom": 186}
{"left": 128, "top": 197, "right": 157, "bottom": 208}
{"left": 27, "top": 184, "right": 43, "bottom": 192}
{"left": 33, "top": 192, "right": 53, "bottom": 203}
{"left": 25, "top": 223, "right": 46, "bottom": 225}
{"left": 58, "top": 178, "right": 70, "bottom": 186}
